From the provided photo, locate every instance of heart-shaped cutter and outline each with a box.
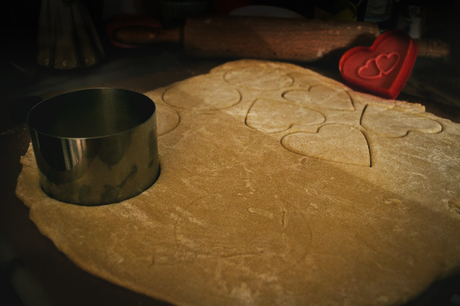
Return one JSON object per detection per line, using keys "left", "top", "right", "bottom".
{"left": 339, "top": 29, "right": 418, "bottom": 99}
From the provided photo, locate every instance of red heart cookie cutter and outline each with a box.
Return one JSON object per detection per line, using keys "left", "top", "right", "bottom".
{"left": 339, "top": 29, "right": 418, "bottom": 99}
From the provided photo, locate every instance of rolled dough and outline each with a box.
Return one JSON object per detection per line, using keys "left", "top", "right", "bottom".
{"left": 16, "top": 60, "right": 460, "bottom": 306}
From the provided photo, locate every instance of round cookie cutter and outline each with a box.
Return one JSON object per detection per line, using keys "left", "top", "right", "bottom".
{"left": 27, "top": 88, "right": 160, "bottom": 205}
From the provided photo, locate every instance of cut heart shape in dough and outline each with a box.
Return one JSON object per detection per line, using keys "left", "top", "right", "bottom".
{"left": 282, "top": 124, "right": 371, "bottom": 167}
{"left": 283, "top": 85, "right": 354, "bottom": 111}
{"left": 246, "top": 99, "right": 325, "bottom": 133}
{"left": 361, "top": 104, "right": 443, "bottom": 137}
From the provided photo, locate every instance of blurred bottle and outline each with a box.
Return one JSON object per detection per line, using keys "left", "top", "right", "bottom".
{"left": 362, "top": 0, "right": 397, "bottom": 31}
{"left": 363, "top": 0, "right": 394, "bottom": 22}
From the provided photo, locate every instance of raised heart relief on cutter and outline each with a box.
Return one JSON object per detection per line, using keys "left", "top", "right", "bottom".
{"left": 358, "top": 52, "right": 400, "bottom": 79}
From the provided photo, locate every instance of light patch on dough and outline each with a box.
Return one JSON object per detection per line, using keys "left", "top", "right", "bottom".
{"left": 361, "top": 104, "right": 443, "bottom": 137}
{"left": 283, "top": 85, "right": 354, "bottom": 111}
{"left": 282, "top": 124, "right": 371, "bottom": 167}
{"left": 246, "top": 99, "right": 325, "bottom": 133}
{"left": 163, "top": 74, "right": 241, "bottom": 110}
{"left": 224, "top": 64, "right": 294, "bottom": 90}
{"left": 230, "top": 283, "right": 256, "bottom": 306}
{"left": 174, "top": 193, "right": 311, "bottom": 274}
{"left": 448, "top": 198, "right": 460, "bottom": 215}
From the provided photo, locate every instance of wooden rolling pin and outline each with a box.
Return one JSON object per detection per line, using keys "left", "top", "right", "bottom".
{"left": 112, "top": 15, "right": 381, "bottom": 62}
{"left": 113, "top": 15, "right": 450, "bottom": 61}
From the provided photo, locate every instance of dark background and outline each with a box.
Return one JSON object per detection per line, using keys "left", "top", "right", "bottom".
{"left": 1, "top": 1, "right": 460, "bottom": 306}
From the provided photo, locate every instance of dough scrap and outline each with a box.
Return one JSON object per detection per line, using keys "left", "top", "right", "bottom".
{"left": 16, "top": 59, "right": 460, "bottom": 306}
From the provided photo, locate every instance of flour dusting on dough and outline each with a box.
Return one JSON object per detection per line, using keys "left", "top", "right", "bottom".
{"left": 16, "top": 59, "right": 460, "bottom": 306}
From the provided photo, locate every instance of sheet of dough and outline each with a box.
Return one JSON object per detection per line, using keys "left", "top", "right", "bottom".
{"left": 16, "top": 60, "right": 460, "bottom": 306}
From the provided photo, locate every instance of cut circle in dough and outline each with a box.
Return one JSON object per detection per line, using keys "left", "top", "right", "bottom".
{"left": 156, "top": 103, "right": 180, "bottom": 136}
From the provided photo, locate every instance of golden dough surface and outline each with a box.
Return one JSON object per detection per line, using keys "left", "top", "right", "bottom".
{"left": 16, "top": 60, "right": 460, "bottom": 306}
